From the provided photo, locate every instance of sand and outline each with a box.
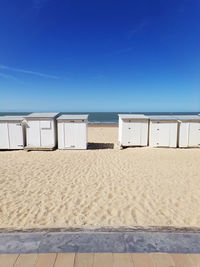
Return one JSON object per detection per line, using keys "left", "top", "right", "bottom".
{"left": 0, "top": 126, "right": 200, "bottom": 229}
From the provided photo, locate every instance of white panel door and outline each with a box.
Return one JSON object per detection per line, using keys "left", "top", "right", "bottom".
{"left": 156, "top": 122, "right": 170, "bottom": 147}
{"left": 188, "top": 122, "right": 200, "bottom": 147}
{"left": 64, "top": 123, "right": 75, "bottom": 148}
{"left": 26, "top": 120, "right": 40, "bottom": 147}
{"left": 73, "top": 122, "right": 86, "bottom": 149}
{"left": 8, "top": 123, "right": 24, "bottom": 149}
{"left": 132, "top": 121, "right": 142, "bottom": 145}
{"left": 122, "top": 121, "right": 133, "bottom": 146}
{"left": 0, "top": 123, "right": 9, "bottom": 149}
{"left": 40, "top": 120, "right": 53, "bottom": 147}
{"left": 64, "top": 122, "right": 86, "bottom": 149}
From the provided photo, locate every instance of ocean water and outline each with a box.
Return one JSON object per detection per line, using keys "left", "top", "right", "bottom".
{"left": 0, "top": 111, "right": 199, "bottom": 124}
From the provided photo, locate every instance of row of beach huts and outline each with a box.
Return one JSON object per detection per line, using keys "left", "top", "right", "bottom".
{"left": 0, "top": 113, "right": 200, "bottom": 150}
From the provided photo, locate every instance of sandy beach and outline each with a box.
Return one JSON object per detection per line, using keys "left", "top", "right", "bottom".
{"left": 0, "top": 126, "right": 200, "bottom": 229}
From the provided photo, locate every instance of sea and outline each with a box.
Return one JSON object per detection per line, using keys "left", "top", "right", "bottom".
{"left": 0, "top": 112, "right": 199, "bottom": 124}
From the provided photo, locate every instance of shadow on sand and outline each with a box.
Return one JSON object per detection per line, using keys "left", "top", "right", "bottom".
{"left": 87, "top": 142, "right": 114, "bottom": 150}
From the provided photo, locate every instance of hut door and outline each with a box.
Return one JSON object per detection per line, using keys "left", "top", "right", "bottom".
{"left": 73, "top": 122, "right": 86, "bottom": 149}
{"left": 132, "top": 121, "right": 141, "bottom": 145}
{"left": 156, "top": 122, "right": 169, "bottom": 147}
{"left": 0, "top": 123, "right": 9, "bottom": 149}
{"left": 40, "top": 120, "right": 53, "bottom": 147}
{"left": 64, "top": 122, "right": 75, "bottom": 148}
{"left": 27, "top": 120, "right": 40, "bottom": 147}
{"left": 122, "top": 120, "right": 135, "bottom": 145}
{"left": 9, "top": 123, "right": 23, "bottom": 149}
{"left": 188, "top": 122, "right": 200, "bottom": 147}
{"left": 64, "top": 121, "right": 86, "bottom": 149}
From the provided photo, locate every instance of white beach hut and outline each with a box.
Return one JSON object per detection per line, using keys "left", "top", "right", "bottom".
{"left": 0, "top": 116, "right": 25, "bottom": 149}
{"left": 174, "top": 115, "right": 200, "bottom": 148}
{"left": 57, "top": 114, "right": 88, "bottom": 150}
{"left": 24, "top": 113, "right": 59, "bottom": 150}
{"left": 149, "top": 116, "right": 178, "bottom": 148}
{"left": 118, "top": 114, "right": 149, "bottom": 149}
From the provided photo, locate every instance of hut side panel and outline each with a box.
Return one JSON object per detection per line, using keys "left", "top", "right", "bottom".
{"left": 0, "top": 119, "right": 24, "bottom": 150}
{"left": 0, "top": 123, "right": 9, "bottom": 149}
{"left": 57, "top": 122, "right": 65, "bottom": 149}
{"left": 179, "top": 122, "right": 189, "bottom": 147}
{"left": 140, "top": 121, "right": 149, "bottom": 146}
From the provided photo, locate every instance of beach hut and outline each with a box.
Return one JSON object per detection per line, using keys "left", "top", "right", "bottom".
{"left": 0, "top": 116, "right": 25, "bottom": 149}
{"left": 149, "top": 116, "right": 178, "bottom": 148}
{"left": 174, "top": 115, "right": 200, "bottom": 148}
{"left": 57, "top": 114, "right": 88, "bottom": 149}
{"left": 24, "top": 113, "right": 59, "bottom": 150}
{"left": 118, "top": 114, "right": 149, "bottom": 149}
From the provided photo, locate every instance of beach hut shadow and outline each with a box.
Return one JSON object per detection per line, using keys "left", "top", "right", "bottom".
{"left": 87, "top": 142, "right": 114, "bottom": 150}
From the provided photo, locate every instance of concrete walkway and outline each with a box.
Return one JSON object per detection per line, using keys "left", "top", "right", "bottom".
{"left": 1, "top": 228, "right": 200, "bottom": 254}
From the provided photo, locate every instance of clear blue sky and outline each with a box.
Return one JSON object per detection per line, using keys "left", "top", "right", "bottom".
{"left": 0, "top": 0, "right": 200, "bottom": 112}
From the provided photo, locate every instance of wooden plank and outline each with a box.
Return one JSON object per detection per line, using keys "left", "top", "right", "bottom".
{"left": 55, "top": 253, "right": 75, "bottom": 267}
{"left": 0, "top": 254, "right": 19, "bottom": 267}
{"left": 14, "top": 254, "right": 37, "bottom": 267}
{"left": 94, "top": 253, "right": 113, "bottom": 267}
{"left": 34, "top": 253, "right": 57, "bottom": 267}
{"left": 171, "top": 254, "right": 194, "bottom": 267}
{"left": 131, "top": 253, "right": 154, "bottom": 267}
{"left": 189, "top": 254, "right": 200, "bottom": 267}
{"left": 74, "top": 253, "right": 94, "bottom": 267}
{"left": 151, "top": 253, "right": 175, "bottom": 267}
{"left": 113, "top": 253, "right": 134, "bottom": 267}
